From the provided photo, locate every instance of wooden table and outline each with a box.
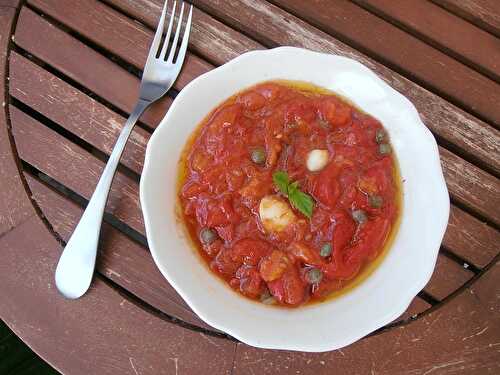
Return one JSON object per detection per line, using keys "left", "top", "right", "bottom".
{"left": 0, "top": 0, "right": 499, "bottom": 373}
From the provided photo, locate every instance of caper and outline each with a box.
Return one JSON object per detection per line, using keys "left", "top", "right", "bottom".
{"left": 368, "top": 195, "right": 384, "bottom": 208}
{"left": 375, "top": 129, "right": 386, "bottom": 143}
{"left": 199, "top": 228, "right": 217, "bottom": 245}
{"left": 320, "top": 243, "right": 332, "bottom": 257}
{"left": 260, "top": 289, "right": 276, "bottom": 305}
{"left": 352, "top": 209, "right": 367, "bottom": 224}
{"left": 250, "top": 147, "right": 266, "bottom": 165}
{"left": 306, "top": 268, "right": 323, "bottom": 284}
{"left": 379, "top": 143, "right": 391, "bottom": 155}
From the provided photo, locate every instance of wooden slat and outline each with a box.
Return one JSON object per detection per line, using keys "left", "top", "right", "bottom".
{"left": 15, "top": 3, "right": 500, "bottom": 177}
{"left": 10, "top": 51, "right": 500, "bottom": 264}
{"left": 10, "top": 106, "right": 145, "bottom": 235}
{"left": 444, "top": 206, "right": 500, "bottom": 268}
{"left": 203, "top": 0, "right": 500, "bottom": 128}
{"left": 10, "top": 52, "right": 146, "bottom": 175}
{"left": 433, "top": 0, "right": 500, "bottom": 38}
{"left": 439, "top": 147, "right": 500, "bottom": 226}
{"left": 0, "top": 216, "right": 236, "bottom": 375}
{"left": 28, "top": 0, "right": 212, "bottom": 90}
{"left": 14, "top": 7, "right": 172, "bottom": 131}
{"left": 353, "top": 0, "right": 500, "bottom": 82}
{"left": 0, "top": 5, "right": 33, "bottom": 236}
{"left": 425, "top": 255, "right": 474, "bottom": 301}
{"left": 232, "top": 262, "right": 500, "bottom": 374}
{"left": 24, "top": 173, "right": 213, "bottom": 330}
{"left": 105, "top": 0, "right": 263, "bottom": 65}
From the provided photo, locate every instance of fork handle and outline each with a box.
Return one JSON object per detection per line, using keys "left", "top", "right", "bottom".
{"left": 55, "top": 99, "right": 150, "bottom": 299}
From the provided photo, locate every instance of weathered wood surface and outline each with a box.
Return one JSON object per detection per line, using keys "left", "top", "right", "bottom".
{"left": 432, "top": 0, "right": 500, "bottom": 38}
{"left": 353, "top": 0, "right": 500, "bottom": 82}
{"left": 270, "top": 0, "right": 500, "bottom": 128}
{"left": 19, "top": 1, "right": 500, "bottom": 176}
{"left": 2, "top": 0, "right": 500, "bottom": 373}
{"left": 0, "top": 216, "right": 235, "bottom": 375}
{"left": 24, "top": 173, "right": 214, "bottom": 330}
{"left": 232, "top": 261, "right": 500, "bottom": 374}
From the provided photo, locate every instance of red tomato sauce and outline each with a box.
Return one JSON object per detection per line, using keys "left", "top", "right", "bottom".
{"left": 178, "top": 81, "right": 400, "bottom": 307}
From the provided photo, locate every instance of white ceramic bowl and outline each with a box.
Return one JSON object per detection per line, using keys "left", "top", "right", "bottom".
{"left": 140, "top": 47, "right": 449, "bottom": 352}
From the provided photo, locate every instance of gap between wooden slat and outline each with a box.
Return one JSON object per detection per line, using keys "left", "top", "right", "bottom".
{"left": 431, "top": 0, "right": 500, "bottom": 39}
{"left": 349, "top": 0, "right": 500, "bottom": 84}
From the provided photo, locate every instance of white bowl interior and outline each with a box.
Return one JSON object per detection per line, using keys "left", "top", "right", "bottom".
{"left": 140, "top": 47, "right": 449, "bottom": 352}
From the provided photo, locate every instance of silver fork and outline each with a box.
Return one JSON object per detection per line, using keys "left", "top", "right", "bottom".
{"left": 55, "top": 0, "right": 193, "bottom": 299}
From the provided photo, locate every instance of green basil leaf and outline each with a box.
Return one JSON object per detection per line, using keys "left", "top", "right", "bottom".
{"left": 273, "top": 171, "right": 290, "bottom": 196}
{"left": 272, "top": 171, "right": 314, "bottom": 218}
{"left": 289, "top": 189, "right": 314, "bottom": 218}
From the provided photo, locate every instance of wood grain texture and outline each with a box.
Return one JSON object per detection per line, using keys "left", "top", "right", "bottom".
{"left": 10, "top": 50, "right": 500, "bottom": 266}
{"left": 10, "top": 106, "right": 145, "bottom": 234}
{"left": 0, "top": 215, "right": 236, "bottom": 375}
{"left": 0, "top": 6, "right": 34, "bottom": 236}
{"left": 10, "top": 52, "right": 147, "bottom": 175}
{"left": 232, "top": 261, "right": 500, "bottom": 374}
{"left": 444, "top": 206, "right": 500, "bottom": 268}
{"left": 439, "top": 147, "right": 500, "bottom": 226}
{"left": 353, "top": 0, "right": 500, "bottom": 82}
{"left": 433, "top": 0, "right": 500, "bottom": 38}
{"left": 272, "top": 0, "right": 500, "bottom": 126}
{"left": 14, "top": 7, "right": 172, "bottom": 131}
{"left": 105, "top": 0, "right": 263, "bottom": 65}
{"left": 24, "top": 173, "right": 215, "bottom": 330}
{"left": 425, "top": 255, "right": 474, "bottom": 301}
{"left": 28, "top": 0, "right": 212, "bottom": 91}
{"left": 192, "top": 0, "right": 500, "bottom": 175}
{"left": 15, "top": 3, "right": 500, "bottom": 177}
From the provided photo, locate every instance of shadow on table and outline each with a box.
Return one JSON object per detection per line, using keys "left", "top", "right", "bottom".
{"left": 1, "top": 320, "right": 59, "bottom": 374}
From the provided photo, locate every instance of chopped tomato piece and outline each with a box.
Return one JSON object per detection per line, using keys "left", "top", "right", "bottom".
{"left": 259, "top": 250, "right": 290, "bottom": 282}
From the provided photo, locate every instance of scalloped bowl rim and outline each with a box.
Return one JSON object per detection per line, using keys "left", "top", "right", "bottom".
{"left": 140, "top": 46, "right": 450, "bottom": 352}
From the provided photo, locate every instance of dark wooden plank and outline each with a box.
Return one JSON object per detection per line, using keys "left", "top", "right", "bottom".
{"left": 425, "top": 255, "right": 474, "bottom": 301}
{"left": 0, "top": 6, "right": 34, "bottom": 237}
{"left": 444, "top": 206, "right": 500, "bottom": 268}
{"left": 232, "top": 261, "right": 500, "bottom": 374}
{"left": 353, "top": 0, "right": 500, "bottom": 82}
{"left": 9, "top": 49, "right": 499, "bottom": 271}
{"left": 15, "top": 3, "right": 500, "bottom": 176}
{"left": 0, "top": 215, "right": 236, "bottom": 375}
{"left": 203, "top": 0, "right": 500, "bottom": 128}
{"left": 24, "top": 173, "right": 214, "bottom": 330}
{"left": 433, "top": 0, "right": 500, "bottom": 38}
{"left": 106, "top": 0, "right": 263, "bottom": 66}
{"left": 439, "top": 147, "right": 500, "bottom": 226}
{"left": 14, "top": 7, "right": 172, "bottom": 131}
{"left": 10, "top": 52, "right": 147, "bottom": 175}
{"left": 28, "top": 0, "right": 212, "bottom": 91}
{"left": 10, "top": 106, "right": 145, "bottom": 235}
